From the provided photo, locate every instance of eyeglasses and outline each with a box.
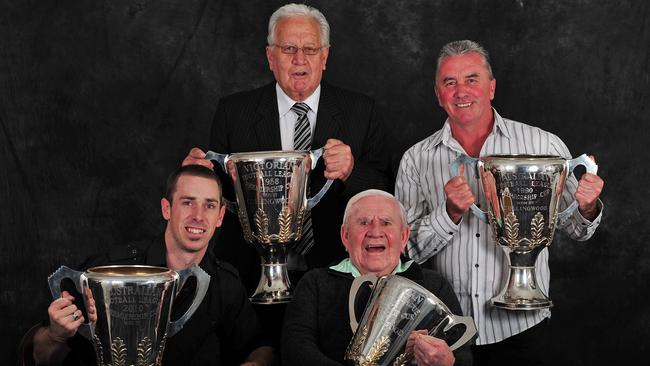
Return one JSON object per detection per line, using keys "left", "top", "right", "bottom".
{"left": 272, "top": 44, "right": 323, "bottom": 55}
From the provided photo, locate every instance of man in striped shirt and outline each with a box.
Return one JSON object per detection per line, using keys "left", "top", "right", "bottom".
{"left": 395, "top": 40, "right": 604, "bottom": 366}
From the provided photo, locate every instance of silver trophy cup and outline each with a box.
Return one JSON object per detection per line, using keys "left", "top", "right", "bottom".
{"left": 48, "top": 264, "right": 209, "bottom": 366}
{"left": 205, "top": 148, "right": 332, "bottom": 304}
{"left": 451, "top": 154, "right": 598, "bottom": 310}
{"left": 345, "top": 274, "right": 476, "bottom": 366}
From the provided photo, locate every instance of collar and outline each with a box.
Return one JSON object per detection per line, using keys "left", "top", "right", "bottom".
{"left": 141, "top": 236, "right": 214, "bottom": 273}
{"left": 329, "top": 258, "right": 414, "bottom": 278}
{"left": 424, "top": 108, "right": 511, "bottom": 151}
{"left": 276, "top": 83, "right": 321, "bottom": 119}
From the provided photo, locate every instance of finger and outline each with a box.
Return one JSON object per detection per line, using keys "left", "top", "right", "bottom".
{"left": 588, "top": 155, "right": 596, "bottom": 164}
{"left": 189, "top": 147, "right": 206, "bottom": 159}
{"left": 458, "top": 163, "right": 465, "bottom": 178}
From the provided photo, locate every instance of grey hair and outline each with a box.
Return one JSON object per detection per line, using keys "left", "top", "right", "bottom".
{"left": 267, "top": 3, "right": 330, "bottom": 47}
{"left": 342, "top": 189, "right": 408, "bottom": 227}
{"left": 436, "top": 40, "right": 494, "bottom": 79}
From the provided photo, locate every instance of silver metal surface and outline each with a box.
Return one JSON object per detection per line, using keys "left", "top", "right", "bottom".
{"left": 345, "top": 275, "right": 476, "bottom": 366}
{"left": 48, "top": 264, "right": 209, "bottom": 366}
{"left": 452, "top": 154, "right": 597, "bottom": 310}
{"left": 206, "top": 148, "right": 332, "bottom": 304}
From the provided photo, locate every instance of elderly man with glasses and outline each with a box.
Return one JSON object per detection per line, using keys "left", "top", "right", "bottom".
{"left": 183, "top": 3, "right": 390, "bottom": 296}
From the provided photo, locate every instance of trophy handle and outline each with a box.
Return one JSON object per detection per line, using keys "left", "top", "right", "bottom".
{"left": 557, "top": 154, "right": 599, "bottom": 224}
{"left": 204, "top": 150, "right": 238, "bottom": 213}
{"left": 47, "top": 266, "right": 92, "bottom": 339}
{"left": 168, "top": 264, "right": 210, "bottom": 336}
{"left": 440, "top": 314, "right": 477, "bottom": 351}
{"left": 306, "top": 147, "right": 334, "bottom": 210}
{"left": 450, "top": 154, "right": 487, "bottom": 222}
{"left": 348, "top": 274, "right": 379, "bottom": 332}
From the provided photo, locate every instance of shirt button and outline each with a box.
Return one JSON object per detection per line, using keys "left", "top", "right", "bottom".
{"left": 448, "top": 231, "right": 453, "bottom": 235}
{"left": 474, "top": 294, "right": 479, "bottom": 298}
{"left": 131, "top": 249, "right": 138, "bottom": 254}
{"left": 475, "top": 233, "right": 480, "bottom": 237}
{"left": 475, "top": 264, "right": 479, "bottom": 268}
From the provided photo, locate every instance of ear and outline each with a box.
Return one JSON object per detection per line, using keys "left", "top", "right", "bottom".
{"left": 399, "top": 224, "right": 411, "bottom": 254}
{"left": 489, "top": 78, "right": 496, "bottom": 100}
{"left": 266, "top": 46, "right": 274, "bottom": 71}
{"left": 161, "top": 198, "right": 171, "bottom": 220}
{"left": 340, "top": 224, "right": 350, "bottom": 252}
{"left": 321, "top": 46, "right": 330, "bottom": 71}
{"left": 216, "top": 204, "right": 226, "bottom": 228}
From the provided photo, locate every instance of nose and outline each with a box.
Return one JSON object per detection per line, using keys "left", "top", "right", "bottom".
{"left": 190, "top": 205, "right": 205, "bottom": 222}
{"left": 292, "top": 49, "right": 308, "bottom": 64}
{"left": 366, "top": 220, "right": 385, "bottom": 237}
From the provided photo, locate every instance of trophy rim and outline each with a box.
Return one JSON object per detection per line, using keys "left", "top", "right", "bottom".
{"left": 228, "top": 149, "right": 310, "bottom": 161}
{"left": 482, "top": 154, "right": 563, "bottom": 160}
{"left": 86, "top": 265, "right": 174, "bottom": 277}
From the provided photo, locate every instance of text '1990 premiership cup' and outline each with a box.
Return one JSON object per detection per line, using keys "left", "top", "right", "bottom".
{"left": 345, "top": 274, "right": 476, "bottom": 366}
{"left": 451, "top": 154, "right": 598, "bottom": 310}
{"left": 205, "top": 148, "right": 332, "bottom": 304}
{"left": 48, "top": 264, "right": 209, "bottom": 366}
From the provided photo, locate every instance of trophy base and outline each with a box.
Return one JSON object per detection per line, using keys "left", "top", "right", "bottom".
{"left": 490, "top": 297, "right": 553, "bottom": 310}
{"left": 491, "top": 265, "right": 553, "bottom": 310}
{"left": 249, "top": 262, "right": 293, "bottom": 305}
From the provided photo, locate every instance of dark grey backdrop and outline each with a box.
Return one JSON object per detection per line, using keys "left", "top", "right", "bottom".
{"left": 2, "top": 0, "right": 647, "bottom": 364}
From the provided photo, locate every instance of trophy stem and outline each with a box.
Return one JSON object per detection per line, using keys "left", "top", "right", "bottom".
{"left": 250, "top": 244, "right": 292, "bottom": 304}
{"left": 491, "top": 264, "right": 553, "bottom": 310}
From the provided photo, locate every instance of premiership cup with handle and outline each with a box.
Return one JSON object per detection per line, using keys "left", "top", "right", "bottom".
{"left": 48, "top": 264, "right": 209, "bottom": 366}
{"left": 345, "top": 274, "right": 476, "bottom": 366}
{"left": 450, "top": 153, "right": 598, "bottom": 310}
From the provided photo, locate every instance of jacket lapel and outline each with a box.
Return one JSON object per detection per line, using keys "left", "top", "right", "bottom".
{"left": 253, "top": 83, "right": 283, "bottom": 151}
{"left": 312, "top": 82, "right": 343, "bottom": 149}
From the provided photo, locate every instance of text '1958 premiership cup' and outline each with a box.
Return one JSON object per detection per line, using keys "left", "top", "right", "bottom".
{"left": 345, "top": 274, "right": 476, "bottom": 366}
{"left": 48, "top": 264, "right": 209, "bottom": 366}
{"left": 451, "top": 154, "right": 598, "bottom": 310}
{"left": 205, "top": 148, "right": 332, "bottom": 304}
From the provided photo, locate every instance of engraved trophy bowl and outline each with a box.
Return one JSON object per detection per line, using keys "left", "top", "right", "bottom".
{"left": 48, "top": 264, "right": 210, "bottom": 366}
{"left": 345, "top": 274, "right": 476, "bottom": 366}
{"left": 451, "top": 154, "right": 598, "bottom": 310}
{"left": 205, "top": 148, "right": 332, "bottom": 304}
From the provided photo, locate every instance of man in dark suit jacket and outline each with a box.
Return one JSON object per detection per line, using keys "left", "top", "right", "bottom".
{"left": 183, "top": 3, "right": 390, "bottom": 293}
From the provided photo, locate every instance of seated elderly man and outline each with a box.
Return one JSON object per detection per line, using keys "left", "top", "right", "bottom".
{"left": 281, "top": 189, "right": 472, "bottom": 365}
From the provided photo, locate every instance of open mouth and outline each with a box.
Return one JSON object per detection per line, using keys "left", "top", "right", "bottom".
{"left": 365, "top": 244, "right": 386, "bottom": 253}
{"left": 292, "top": 71, "right": 308, "bottom": 78}
{"left": 455, "top": 102, "right": 472, "bottom": 108}
{"left": 185, "top": 226, "right": 206, "bottom": 236}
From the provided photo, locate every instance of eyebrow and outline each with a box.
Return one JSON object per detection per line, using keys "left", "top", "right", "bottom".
{"left": 179, "top": 195, "right": 219, "bottom": 203}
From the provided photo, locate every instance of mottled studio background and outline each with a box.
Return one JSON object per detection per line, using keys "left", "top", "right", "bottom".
{"left": 1, "top": 0, "right": 648, "bottom": 364}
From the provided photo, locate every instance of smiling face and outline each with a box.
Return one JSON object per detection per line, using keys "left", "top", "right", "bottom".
{"left": 161, "top": 174, "right": 225, "bottom": 256}
{"left": 435, "top": 52, "right": 496, "bottom": 129}
{"left": 266, "top": 16, "right": 329, "bottom": 101}
{"left": 341, "top": 195, "right": 410, "bottom": 277}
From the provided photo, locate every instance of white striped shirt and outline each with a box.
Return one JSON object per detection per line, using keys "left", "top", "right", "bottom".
{"left": 395, "top": 109, "right": 603, "bottom": 345}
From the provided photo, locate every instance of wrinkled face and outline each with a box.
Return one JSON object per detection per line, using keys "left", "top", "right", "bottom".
{"left": 435, "top": 52, "right": 496, "bottom": 128}
{"left": 341, "top": 196, "right": 410, "bottom": 276}
{"left": 266, "top": 16, "right": 329, "bottom": 101}
{"left": 161, "top": 175, "right": 225, "bottom": 255}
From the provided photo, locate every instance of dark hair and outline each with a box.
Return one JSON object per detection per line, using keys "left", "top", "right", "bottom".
{"left": 165, "top": 165, "right": 223, "bottom": 204}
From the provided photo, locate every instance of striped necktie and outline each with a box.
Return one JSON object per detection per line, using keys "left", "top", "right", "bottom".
{"left": 291, "top": 102, "right": 314, "bottom": 255}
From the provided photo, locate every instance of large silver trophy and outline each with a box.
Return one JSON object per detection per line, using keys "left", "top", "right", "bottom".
{"left": 48, "top": 264, "right": 209, "bottom": 366}
{"left": 451, "top": 154, "right": 598, "bottom": 310}
{"left": 205, "top": 148, "right": 332, "bottom": 304}
{"left": 345, "top": 274, "right": 476, "bottom": 366}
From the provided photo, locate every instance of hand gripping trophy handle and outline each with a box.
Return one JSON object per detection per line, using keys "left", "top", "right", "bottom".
{"left": 48, "top": 266, "right": 92, "bottom": 339}
{"left": 450, "top": 153, "right": 598, "bottom": 224}
{"left": 205, "top": 147, "right": 334, "bottom": 212}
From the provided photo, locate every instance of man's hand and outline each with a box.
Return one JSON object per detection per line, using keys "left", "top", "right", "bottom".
{"left": 47, "top": 291, "right": 84, "bottom": 343}
{"left": 182, "top": 147, "right": 214, "bottom": 169}
{"left": 405, "top": 330, "right": 455, "bottom": 366}
{"left": 323, "top": 139, "right": 354, "bottom": 181}
{"left": 444, "top": 164, "right": 475, "bottom": 224}
{"left": 575, "top": 156, "right": 604, "bottom": 221}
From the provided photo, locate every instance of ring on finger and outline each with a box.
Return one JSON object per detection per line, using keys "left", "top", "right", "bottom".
{"left": 71, "top": 311, "right": 79, "bottom": 321}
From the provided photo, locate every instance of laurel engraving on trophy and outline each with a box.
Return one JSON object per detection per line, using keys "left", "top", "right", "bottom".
{"left": 111, "top": 337, "right": 127, "bottom": 366}
{"left": 362, "top": 335, "right": 390, "bottom": 366}
{"left": 392, "top": 352, "right": 410, "bottom": 366}
{"left": 504, "top": 212, "right": 520, "bottom": 247}
{"left": 345, "top": 324, "right": 368, "bottom": 362}
{"left": 154, "top": 332, "right": 168, "bottom": 366}
{"left": 530, "top": 212, "right": 547, "bottom": 246}
{"left": 254, "top": 208, "right": 270, "bottom": 243}
{"left": 278, "top": 206, "right": 293, "bottom": 242}
{"left": 92, "top": 334, "right": 105, "bottom": 366}
{"left": 294, "top": 207, "right": 305, "bottom": 239}
{"left": 136, "top": 336, "right": 153, "bottom": 366}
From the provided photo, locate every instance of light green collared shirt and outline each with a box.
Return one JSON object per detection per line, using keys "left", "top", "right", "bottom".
{"left": 329, "top": 258, "right": 414, "bottom": 278}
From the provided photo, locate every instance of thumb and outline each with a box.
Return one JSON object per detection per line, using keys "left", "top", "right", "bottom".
{"left": 458, "top": 163, "right": 465, "bottom": 177}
